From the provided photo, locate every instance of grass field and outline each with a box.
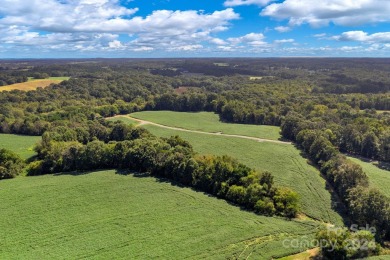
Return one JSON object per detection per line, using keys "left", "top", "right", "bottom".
{"left": 0, "top": 134, "right": 41, "bottom": 159}
{"left": 0, "top": 170, "right": 320, "bottom": 259}
{"left": 119, "top": 111, "right": 343, "bottom": 224}
{"left": 130, "top": 111, "right": 282, "bottom": 141}
{"left": 0, "top": 77, "right": 69, "bottom": 92}
{"left": 106, "top": 116, "right": 140, "bottom": 125}
{"left": 348, "top": 156, "right": 390, "bottom": 198}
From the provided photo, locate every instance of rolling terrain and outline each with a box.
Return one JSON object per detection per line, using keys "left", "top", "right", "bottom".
{"left": 0, "top": 170, "right": 319, "bottom": 259}
{"left": 110, "top": 111, "right": 344, "bottom": 225}
{"left": 0, "top": 134, "right": 40, "bottom": 159}
{"left": 0, "top": 77, "right": 69, "bottom": 92}
{"left": 348, "top": 156, "right": 390, "bottom": 198}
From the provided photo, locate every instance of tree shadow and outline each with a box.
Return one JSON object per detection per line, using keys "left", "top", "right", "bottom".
{"left": 115, "top": 169, "right": 149, "bottom": 177}
{"left": 53, "top": 170, "right": 98, "bottom": 176}
{"left": 347, "top": 153, "right": 390, "bottom": 172}
{"left": 374, "top": 161, "right": 390, "bottom": 171}
{"left": 296, "top": 144, "right": 350, "bottom": 226}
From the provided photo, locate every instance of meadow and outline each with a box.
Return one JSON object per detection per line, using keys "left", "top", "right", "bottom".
{"left": 0, "top": 77, "right": 69, "bottom": 92}
{"left": 119, "top": 111, "right": 343, "bottom": 225}
{"left": 0, "top": 134, "right": 41, "bottom": 159}
{"left": 106, "top": 116, "right": 140, "bottom": 125}
{"left": 348, "top": 156, "right": 390, "bottom": 198}
{"left": 0, "top": 170, "right": 319, "bottom": 259}
{"left": 130, "top": 111, "right": 282, "bottom": 141}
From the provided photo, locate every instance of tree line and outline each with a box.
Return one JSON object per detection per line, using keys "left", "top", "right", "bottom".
{"left": 27, "top": 120, "right": 299, "bottom": 218}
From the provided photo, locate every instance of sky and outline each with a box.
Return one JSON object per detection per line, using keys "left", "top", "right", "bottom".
{"left": 1, "top": 0, "right": 390, "bottom": 58}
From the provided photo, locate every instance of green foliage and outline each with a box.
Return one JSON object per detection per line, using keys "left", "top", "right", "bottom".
{"left": 316, "top": 227, "right": 380, "bottom": 259}
{"left": 0, "top": 148, "right": 24, "bottom": 179}
{"left": 30, "top": 123, "right": 300, "bottom": 218}
{"left": 143, "top": 124, "right": 344, "bottom": 224}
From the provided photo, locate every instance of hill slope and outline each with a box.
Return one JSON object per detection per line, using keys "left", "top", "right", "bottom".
{"left": 0, "top": 170, "right": 318, "bottom": 259}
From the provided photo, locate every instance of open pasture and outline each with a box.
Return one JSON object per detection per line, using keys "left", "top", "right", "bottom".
{"left": 130, "top": 111, "right": 282, "bottom": 141}
{"left": 0, "top": 134, "right": 40, "bottom": 159}
{"left": 0, "top": 77, "right": 69, "bottom": 92}
{"left": 348, "top": 156, "right": 390, "bottom": 198}
{"left": 0, "top": 170, "right": 319, "bottom": 259}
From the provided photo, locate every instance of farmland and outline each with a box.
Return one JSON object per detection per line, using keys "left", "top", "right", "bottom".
{"left": 348, "top": 156, "right": 390, "bottom": 198}
{"left": 106, "top": 116, "right": 140, "bottom": 126}
{"left": 0, "top": 77, "right": 69, "bottom": 91}
{"left": 117, "top": 111, "right": 344, "bottom": 225}
{"left": 0, "top": 170, "right": 319, "bottom": 259}
{"left": 130, "top": 111, "right": 282, "bottom": 141}
{"left": 0, "top": 134, "right": 40, "bottom": 159}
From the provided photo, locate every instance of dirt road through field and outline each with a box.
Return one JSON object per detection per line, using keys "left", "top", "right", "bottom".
{"left": 111, "top": 115, "right": 291, "bottom": 145}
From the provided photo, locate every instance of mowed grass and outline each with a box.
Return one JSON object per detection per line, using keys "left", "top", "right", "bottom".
{"left": 0, "top": 77, "right": 69, "bottom": 92}
{"left": 131, "top": 111, "right": 281, "bottom": 141}
{"left": 106, "top": 116, "right": 140, "bottom": 125}
{"left": 143, "top": 124, "right": 344, "bottom": 225}
{"left": 348, "top": 156, "right": 390, "bottom": 198}
{"left": 0, "top": 134, "right": 41, "bottom": 159}
{"left": 0, "top": 170, "right": 320, "bottom": 259}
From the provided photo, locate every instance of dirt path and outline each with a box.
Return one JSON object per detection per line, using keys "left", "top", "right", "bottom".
{"left": 111, "top": 115, "right": 291, "bottom": 145}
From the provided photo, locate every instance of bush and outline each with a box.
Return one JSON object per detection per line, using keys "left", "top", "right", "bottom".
{"left": 0, "top": 148, "right": 24, "bottom": 179}
{"left": 254, "top": 198, "right": 276, "bottom": 216}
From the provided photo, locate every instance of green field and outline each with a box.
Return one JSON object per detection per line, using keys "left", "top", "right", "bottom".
{"left": 131, "top": 111, "right": 282, "bottom": 141}
{"left": 0, "top": 134, "right": 41, "bottom": 159}
{"left": 144, "top": 125, "right": 343, "bottom": 224}
{"left": 106, "top": 116, "right": 140, "bottom": 125}
{"left": 0, "top": 170, "right": 319, "bottom": 259}
{"left": 28, "top": 76, "right": 70, "bottom": 81}
{"left": 348, "top": 156, "right": 390, "bottom": 198}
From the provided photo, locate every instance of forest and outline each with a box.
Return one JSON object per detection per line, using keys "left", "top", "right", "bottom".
{"left": 0, "top": 58, "right": 389, "bottom": 259}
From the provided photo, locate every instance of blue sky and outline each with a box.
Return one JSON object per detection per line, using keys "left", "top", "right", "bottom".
{"left": 1, "top": 0, "right": 390, "bottom": 58}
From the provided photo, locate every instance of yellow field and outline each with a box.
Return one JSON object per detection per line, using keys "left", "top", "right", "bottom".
{"left": 0, "top": 77, "right": 68, "bottom": 92}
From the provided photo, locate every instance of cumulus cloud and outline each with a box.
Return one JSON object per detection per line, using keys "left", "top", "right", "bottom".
{"left": 224, "top": 0, "right": 274, "bottom": 7}
{"left": 261, "top": 0, "right": 390, "bottom": 27}
{"left": 274, "top": 26, "right": 291, "bottom": 33}
{"left": 332, "top": 31, "right": 390, "bottom": 43}
{"left": 274, "top": 39, "right": 294, "bottom": 44}
{"left": 228, "top": 32, "right": 267, "bottom": 46}
{"left": 0, "top": 0, "right": 240, "bottom": 53}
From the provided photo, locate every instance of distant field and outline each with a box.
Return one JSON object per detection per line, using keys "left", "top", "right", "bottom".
{"left": 0, "top": 170, "right": 319, "bottom": 259}
{"left": 348, "top": 156, "right": 390, "bottom": 197}
{"left": 144, "top": 125, "right": 343, "bottom": 224}
{"left": 0, "top": 77, "right": 69, "bottom": 91}
{"left": 106, "top": 116, "right": 139, "bottom": 125}
{"left": 131, "top": 111, "right": 282, "bottom": 141}
{"left": 0, "top": 134, "right": 40, "bottom": 159}
{"left": 214, "top": 62, "right": 229, "bottom": 67}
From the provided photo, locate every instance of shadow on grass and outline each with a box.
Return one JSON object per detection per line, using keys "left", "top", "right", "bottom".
{"left": 295, "top": 143, "right": 350, "bottom": 226}
{"left": 346, "top": 153, "right": 390, "bottom": 172}
{"left": 53, "top": 170, "right": 98, "bottom": 176}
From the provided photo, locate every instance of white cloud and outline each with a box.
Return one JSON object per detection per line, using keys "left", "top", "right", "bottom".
{"left": 228, "top": 32, "right": 267, "bottom": 46}
{"left": 133, "top": 46, "right": 154, "bottom": 52}
{"left": 210, "top": 38, "right": 227, "bottom": 45}
{"left": 0, "top": 0, "right": 138, "bottom": 32}
{"left": 224, "top": 0, "right": 274, "bottom": 7}
{"left": 108, "top": 40, "right": 123, "bottom": 49}
{"left": 0, "top": 0, "right": 240, "bottom": 53}
{"left": 274, "top": 39, "right": 294, "bottom": 44}
{"left": 333, "top": 31, "right": 390, "bottom": 43}
{"left": 275, "top": 26, "right": 291, "bottom": 33}
{"left": 261, "top": 0, "right": 390, "bottom": 27}
{"left": 313, "top": 33, "right": 327, "bottom": 38}
{"left": 169, "top": 44, "right": 203, "bottom": 51}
